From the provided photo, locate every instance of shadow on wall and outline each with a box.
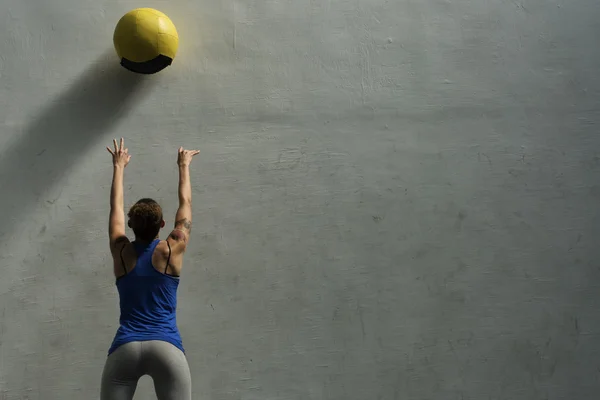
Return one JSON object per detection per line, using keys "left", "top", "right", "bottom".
{"left": 0, "top": 50, "right": 155, "bottom": 241}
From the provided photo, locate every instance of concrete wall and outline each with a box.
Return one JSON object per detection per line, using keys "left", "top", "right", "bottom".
{"left": 0, "top": 0, "right": 599, "bottom": 398}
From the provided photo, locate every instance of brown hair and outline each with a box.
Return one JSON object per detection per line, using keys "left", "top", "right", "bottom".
{"left": 127, "top": 198, "right": 163, "bottom": 241}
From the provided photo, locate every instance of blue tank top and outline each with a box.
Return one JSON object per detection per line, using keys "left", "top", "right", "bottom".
{"left": 108, "top": 239, "right": 184, "bottom": 355}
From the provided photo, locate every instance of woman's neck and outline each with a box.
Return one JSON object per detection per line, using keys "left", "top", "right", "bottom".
{"left": 134, "top": 237, "right": 157, "bottom": 245}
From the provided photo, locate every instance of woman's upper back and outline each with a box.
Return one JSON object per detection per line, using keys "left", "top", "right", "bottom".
{"left": 116, "top": 239, "right": 180, "bottom": 331}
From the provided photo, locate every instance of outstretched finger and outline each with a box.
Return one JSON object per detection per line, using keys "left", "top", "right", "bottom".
{"left": 113, "top": 139, "right": 118, "bottom": 153}
{"left": 107, "top": 146, "right": 115, "bottom": 155}
{"left": 120, "top": 137, "right": 124, "bottom": 151}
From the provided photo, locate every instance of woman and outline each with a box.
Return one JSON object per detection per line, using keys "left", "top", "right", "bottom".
{"left": 101, "top": 138, "right": 200, "bottom": 400}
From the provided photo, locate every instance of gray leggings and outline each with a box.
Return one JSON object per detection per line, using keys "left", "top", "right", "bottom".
{"left": 101, "top": 340, "right": 191, "bottom": 400}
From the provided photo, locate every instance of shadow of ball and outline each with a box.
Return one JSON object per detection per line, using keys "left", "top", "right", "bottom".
{"left": 113, "top": 8, "right": 179, "bottom": 74}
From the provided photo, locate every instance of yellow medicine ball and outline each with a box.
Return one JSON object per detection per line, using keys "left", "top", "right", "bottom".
{"left": 113, "top": 8, "right": 179, "bottom": 74}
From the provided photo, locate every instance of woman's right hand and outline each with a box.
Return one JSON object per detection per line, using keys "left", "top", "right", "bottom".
{"left": 177, "top": 147, "right": 200, "bottom": 167}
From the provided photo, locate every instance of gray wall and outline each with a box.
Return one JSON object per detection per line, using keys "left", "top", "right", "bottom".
{"left": 0, "top": 0, "right": 599, "bottom": 399}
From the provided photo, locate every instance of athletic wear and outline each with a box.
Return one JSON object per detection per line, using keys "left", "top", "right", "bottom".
{"left": 108, "top": 239, "right": 184, "bottom": 355}
{"left": 101, "top": 340, "right": 191, "bottom": 400}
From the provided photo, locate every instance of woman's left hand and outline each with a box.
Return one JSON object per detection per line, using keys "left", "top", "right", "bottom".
{"left": 107, "top": 138, "right": 131, "bottom": 168}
